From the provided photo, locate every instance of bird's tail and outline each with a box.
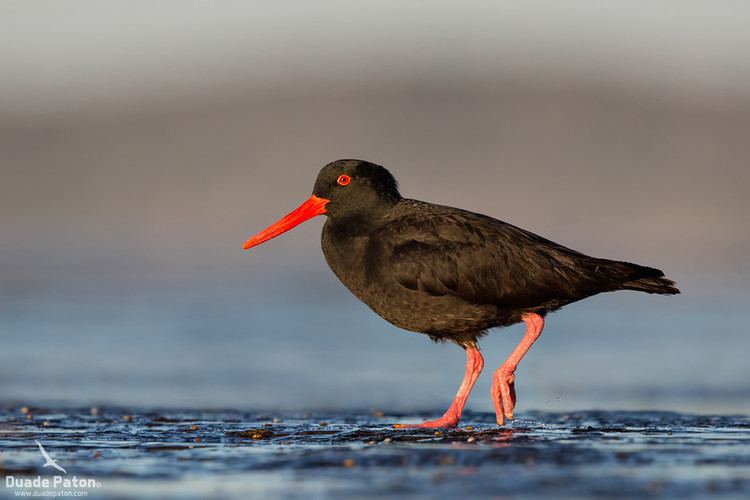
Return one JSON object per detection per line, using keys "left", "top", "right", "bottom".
{"left": 617, "top": 264, "right": 680, "bottom": 295}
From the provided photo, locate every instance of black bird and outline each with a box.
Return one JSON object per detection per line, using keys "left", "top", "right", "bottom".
{"left": 243, "top": 159, "right": 679, "bottom": 428}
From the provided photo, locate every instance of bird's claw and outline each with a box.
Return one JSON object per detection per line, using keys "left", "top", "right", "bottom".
{"left": 491, "top": 367, "right": 516, "bottom": 426}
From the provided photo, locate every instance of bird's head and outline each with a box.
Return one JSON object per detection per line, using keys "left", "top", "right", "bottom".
{"left": 243, "top": 159, "right": 401, "bottom": 250}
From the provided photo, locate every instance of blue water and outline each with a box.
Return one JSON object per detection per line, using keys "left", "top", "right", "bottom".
{"left": 2, "top": 283, "right": 748, "bottom": 415}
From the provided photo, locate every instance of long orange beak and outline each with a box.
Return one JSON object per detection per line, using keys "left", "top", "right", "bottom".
{"left": 242, "top": 194, "right": 329, "bottom": 250}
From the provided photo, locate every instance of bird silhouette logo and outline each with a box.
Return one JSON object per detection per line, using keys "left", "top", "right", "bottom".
{"left": 35, "top": 440, "right": 67, "bottom": 474}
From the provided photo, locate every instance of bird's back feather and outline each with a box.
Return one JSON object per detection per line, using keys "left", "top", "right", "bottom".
{"left": 373, "top": 199, "right": 678, "bottom": 313}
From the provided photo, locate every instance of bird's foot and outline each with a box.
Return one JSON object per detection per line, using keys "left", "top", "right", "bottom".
{"left": 393, "top": 411, "right": 460, "bottom": 429}
{"left": 491, "top": 365, "right": 516, "bottom": 425}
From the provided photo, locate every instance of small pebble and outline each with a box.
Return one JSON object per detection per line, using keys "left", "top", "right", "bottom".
{"left": 20, "top": 407, "right": 29, "bottom": 414}
{"left": 194, "top": 437, "right": 202, "bottom": 443}
{"left": 42, "top": 421, "right": 49, "bottom": 427}
{"left": 342, "top": 458, "right": 355, "bottom": 468}
{"left": 467, "top": 436, "right": 476, "bottom": 443}
{"left": 245, "top": 429, "right": 273, "bottom": 439}
{"left": 272, "top": 417, "right": 282, "bottom": 424}
{"left": 433, "top": 431, "right": 442, "bottom": 437}
{"left": 464, "top": 425, "right": 474, "bottom": 431}
{"left": 26, "top": 413, "right": 33, "bottom": 420}
{"left": 190, "top": 425, "right": 199, "bottom": 431}
{"left": 383, "top": 437, "right": 393, "bottom": 444}
{"left": 319, "top": 421, "right": 328, "bottom": 426}
{"left": 122, "top": 415, "right": 132, "bottom": 422}
{"left": 366, "top": 440, "right": 376, "bottom": 445}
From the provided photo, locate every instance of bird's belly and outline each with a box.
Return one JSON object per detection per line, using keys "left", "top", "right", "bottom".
{"left": 329, "top": 265, "right": 506, "bottom": 336}
{"left": 364, "top": 287, "right": 504, "bottom": 335}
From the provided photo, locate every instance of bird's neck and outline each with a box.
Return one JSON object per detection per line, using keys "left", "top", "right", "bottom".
{"left": 326, "top": 202, "right": 396, "bottom": 238}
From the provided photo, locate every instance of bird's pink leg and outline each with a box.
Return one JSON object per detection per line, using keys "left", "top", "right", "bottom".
{"left": 491, "top": 312, "right": 544, "bottom": 426}
{"left": 394, "top": 346, "right": 484, "bottom": 429}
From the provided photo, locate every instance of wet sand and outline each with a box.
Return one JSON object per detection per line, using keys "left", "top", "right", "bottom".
{"left": 1, "top": 406, "right": 748, "bottom": 499}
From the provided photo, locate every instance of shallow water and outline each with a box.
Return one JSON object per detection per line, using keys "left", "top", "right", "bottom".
{"left": 3, "top": 291, "right": 749, "bottom": 416}
{"left": 1, "top": 406, "right": 748, "bottom": 499}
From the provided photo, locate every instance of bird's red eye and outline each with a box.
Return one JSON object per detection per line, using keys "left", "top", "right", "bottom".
{"left": 337, "top": 174, "right": 351, "bottom": 186}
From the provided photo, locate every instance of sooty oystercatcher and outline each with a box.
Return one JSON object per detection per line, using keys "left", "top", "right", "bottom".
{"left": 243, "top": 159, "right": 679, "bottom": 428}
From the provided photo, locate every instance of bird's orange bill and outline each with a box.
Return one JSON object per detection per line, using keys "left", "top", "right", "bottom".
{"left": 243, "top": 194, "right": 329, "bottom": 250}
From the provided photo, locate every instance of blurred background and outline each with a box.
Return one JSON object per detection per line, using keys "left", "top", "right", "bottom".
{"left": 1, "top": 1, "right": 748, "bottom": 414}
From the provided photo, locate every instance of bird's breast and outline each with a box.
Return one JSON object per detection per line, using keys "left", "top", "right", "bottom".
{"left": 321, "top": 223, "right": 373, "bottom": 298}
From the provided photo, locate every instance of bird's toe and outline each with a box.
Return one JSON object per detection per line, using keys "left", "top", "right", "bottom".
{"left": 492, "top": 367, "right": 517, "bottom": 425}
{"left": 393, "top": 414, "right": 460, "bottom": 429}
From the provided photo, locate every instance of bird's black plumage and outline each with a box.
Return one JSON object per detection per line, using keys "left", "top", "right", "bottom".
{"left": 315, "top": 159, "right": 679, "bottom": 346}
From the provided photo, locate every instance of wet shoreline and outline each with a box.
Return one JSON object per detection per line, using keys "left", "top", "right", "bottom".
{"left": 1, "top": 406, "right": 748, "bottom": 498}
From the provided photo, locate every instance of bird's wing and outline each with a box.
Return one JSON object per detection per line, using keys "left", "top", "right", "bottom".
{"left": 52, "top": 463, "right": 67, "bottom": 474}
{"left": 376, "top": 201, "right": 625, "bottom": 309}
{"left": 36, "top": 440, "right": 53, "bottom": 462}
